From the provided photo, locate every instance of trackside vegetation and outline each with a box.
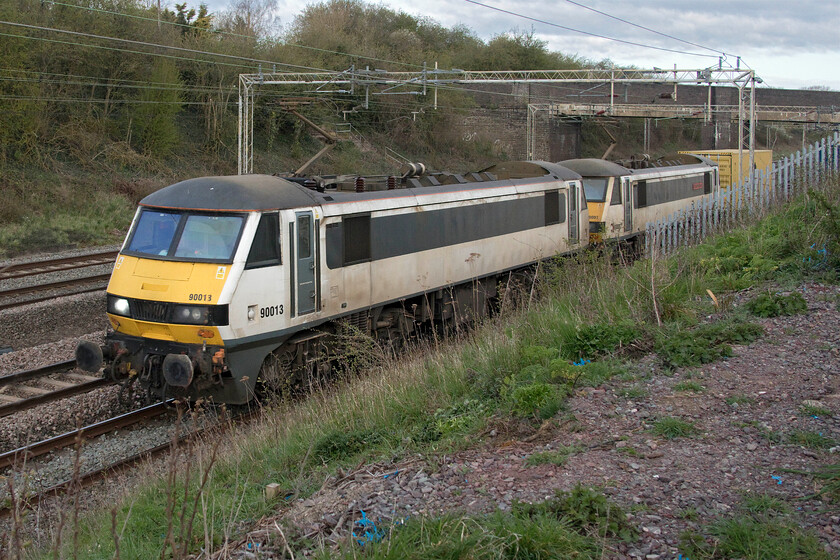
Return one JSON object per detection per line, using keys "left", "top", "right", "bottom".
{"left": 14, "top": 174, "right": 836, "bottom": 558}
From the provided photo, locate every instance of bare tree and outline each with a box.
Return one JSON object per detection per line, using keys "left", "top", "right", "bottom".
{"left": 217, "top": 0, "right": 280, "bottom": 40}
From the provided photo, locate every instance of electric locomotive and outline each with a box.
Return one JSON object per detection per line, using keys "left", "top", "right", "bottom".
{"left": 76, "top": 161, "right": 588, "bottom": 404}
{"left": 560, "top": 154, "right": 719, "bottom": 249}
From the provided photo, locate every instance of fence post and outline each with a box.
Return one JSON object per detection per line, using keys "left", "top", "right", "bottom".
{"left": 762, "top": 169, "right": 768, "bottom": 211}
{"left": 656, "top": 220, "right": 662, "bottom": 257}
{"left": 712, "top": 191, "right": 718, "bottom": 233}
{"left": 819, "top": 137, "right": 826, "bottom": 183}
{"left": 758, "top": 169, "right": 764, "bottom": 211}
{"left": 691, "top": 203, "right": 697, "bottom": 244}
{"left": 669, "top": 213, "right": 676, "bottom": 254}
{"left": 783, "top": 156, "right": 789, "bottom": 200}
{"left": 726, "top": 186, "right": 732, "bottom": 229}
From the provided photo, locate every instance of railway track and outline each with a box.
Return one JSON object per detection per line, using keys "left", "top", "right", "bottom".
{"left": 0, "top": 400, "right": 171, "bottom": 470}
{"left": 0, "top": 401, "right": 176, "bottom": 518}
{"left": 0, "top": 249, "right": 117, "bottom": 311}
{"left": 0, "top": 250, "right": 119, "bottom": 281}
{"left": 0, "top": 402, "right": 255, "bottom": 518}
{"left": 0, "top": 361, "right": 109, "bottom": 418}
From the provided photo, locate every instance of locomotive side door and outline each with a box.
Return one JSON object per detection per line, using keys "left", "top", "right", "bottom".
{"left": 568, "top": 181, "right": 579, "bottom": 243}
{"left": 294, "top": 211, "right": 317, "bottom": 315}
{"left": 622, "top": 177, "right": 632, "bottom": 233}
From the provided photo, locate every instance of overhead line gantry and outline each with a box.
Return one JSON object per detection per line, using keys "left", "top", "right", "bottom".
{"left": 239, "top": 66, "right": 769, "bottom": 179}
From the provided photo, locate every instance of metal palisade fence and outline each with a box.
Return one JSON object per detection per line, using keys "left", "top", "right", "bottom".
{"left": 645, "top": 131, "right": 840, "bottom": 257}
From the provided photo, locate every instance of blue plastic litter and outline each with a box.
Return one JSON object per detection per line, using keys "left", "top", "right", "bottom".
{"left": 383, "top": 470, "right": 399, "bottom": 479}
{"left": 572, "top": 358, "right": 591, "bottom": 366}
{"left": 771, "top": 475, "right": 783, "bottom": 485}
{"left": 805, "top": 244, "right": 828, "bottom": 269}
{"left": 353, "top": 510, "right": 385, "bottom": 546}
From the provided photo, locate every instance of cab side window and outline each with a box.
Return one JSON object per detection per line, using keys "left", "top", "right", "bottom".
{"left": 246, "top": 213, "right": 281, "bottom": 269}
{"left": 610, "top": 181, "right": 622, "bottom": 205}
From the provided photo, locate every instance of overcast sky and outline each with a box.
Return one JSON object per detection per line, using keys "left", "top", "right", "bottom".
{"left": 208, "top": 0, "right": 840, "bottom": 90}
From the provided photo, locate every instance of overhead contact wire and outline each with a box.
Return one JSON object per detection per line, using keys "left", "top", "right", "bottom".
{"left": 558, "top": 0, "right": 730, "bottom": 56}
{"left": 463, "top": 0, "right": 719, "bottom": 58}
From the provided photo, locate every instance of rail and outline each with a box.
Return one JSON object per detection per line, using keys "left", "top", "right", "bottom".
{"left": 0, "top": 400, "right": 172, "bottom": 470}
{"left": 0, "top": 361, "right": 109, "bottom": 418}
{"left": 0, "top": 250, "right": 118, "bottom": 281}
{"left": 0, "top": 405, "right": 257, "bottom": 518}
{"left": 0, "top": 251, "right": 116, "bottom": 311}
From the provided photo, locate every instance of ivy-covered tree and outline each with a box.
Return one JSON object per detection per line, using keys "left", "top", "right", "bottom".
{"left": 133, "top": 61, "right": 183, "bottom": 157}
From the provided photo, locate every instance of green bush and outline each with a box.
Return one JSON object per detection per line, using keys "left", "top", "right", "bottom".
{"left": 809, "top": 463, "right": 840, "bottom": 500}
{"left": 311, "top": 428, "right": 384, "bottom": 463}
{"left": 520, "top": 344, "right": 557, "bottom": 366}
{"left": 656, "top": 320, "right": 763, "bottom": 368}
{"left": 336, "top": 505, "right": 604, "bottom": 559}
{"left": 746, "top": 292, "right": 807, "bottom": 317}
{"left": 433, "top": 398, "right": 491, "bottom": 436}
{"left": 565, "top": 322, "right": 642, "bottom": 360}
{"left": 787, "top": 430, "right": 836, "bottom": 449}
{"left": 508, "top": 383, "right": 561, "bottom": 419}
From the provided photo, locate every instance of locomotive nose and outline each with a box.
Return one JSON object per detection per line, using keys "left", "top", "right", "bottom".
{"left": 162, "top": 354, "right": 194, "bottom": 387}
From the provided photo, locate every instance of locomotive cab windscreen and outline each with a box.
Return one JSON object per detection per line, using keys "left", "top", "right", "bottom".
{"left": 582, "top": 178, "right": 609, "bottom": 203}
{"left": 125, "top": 209, "right": 246, "bottom": 262}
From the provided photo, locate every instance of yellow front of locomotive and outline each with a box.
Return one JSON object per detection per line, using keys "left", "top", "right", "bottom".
{"left": 107, "top": 256, "right": 230, "bottom": 347}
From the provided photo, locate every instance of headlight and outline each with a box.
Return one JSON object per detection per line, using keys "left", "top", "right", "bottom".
{"left": 107, "top": 296, "right": 131, "bottom": 317}
{"left": 172, "top": 305, "right": 210, "bottom": 325}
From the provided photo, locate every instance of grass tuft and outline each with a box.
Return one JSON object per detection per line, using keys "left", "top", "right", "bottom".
{"left": 526, "top": 445, "right": 583, "bottom": 467}
{"left": 787, "top": 429, "right": 836, "bottom": 449}
{"left": 679, "top": 513, "right": 831, "bottom": 560}
{"left": 652, "top": 417, "right": 697, "bottom": 439}
{"left": 674, "top": 380, "right": 705, "bottom": 393}
{"left": 800, "top": 403, "right": 833, "bottom": 418}
{"left": 726, "top": 394, "right": 756, "bottom": 407}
